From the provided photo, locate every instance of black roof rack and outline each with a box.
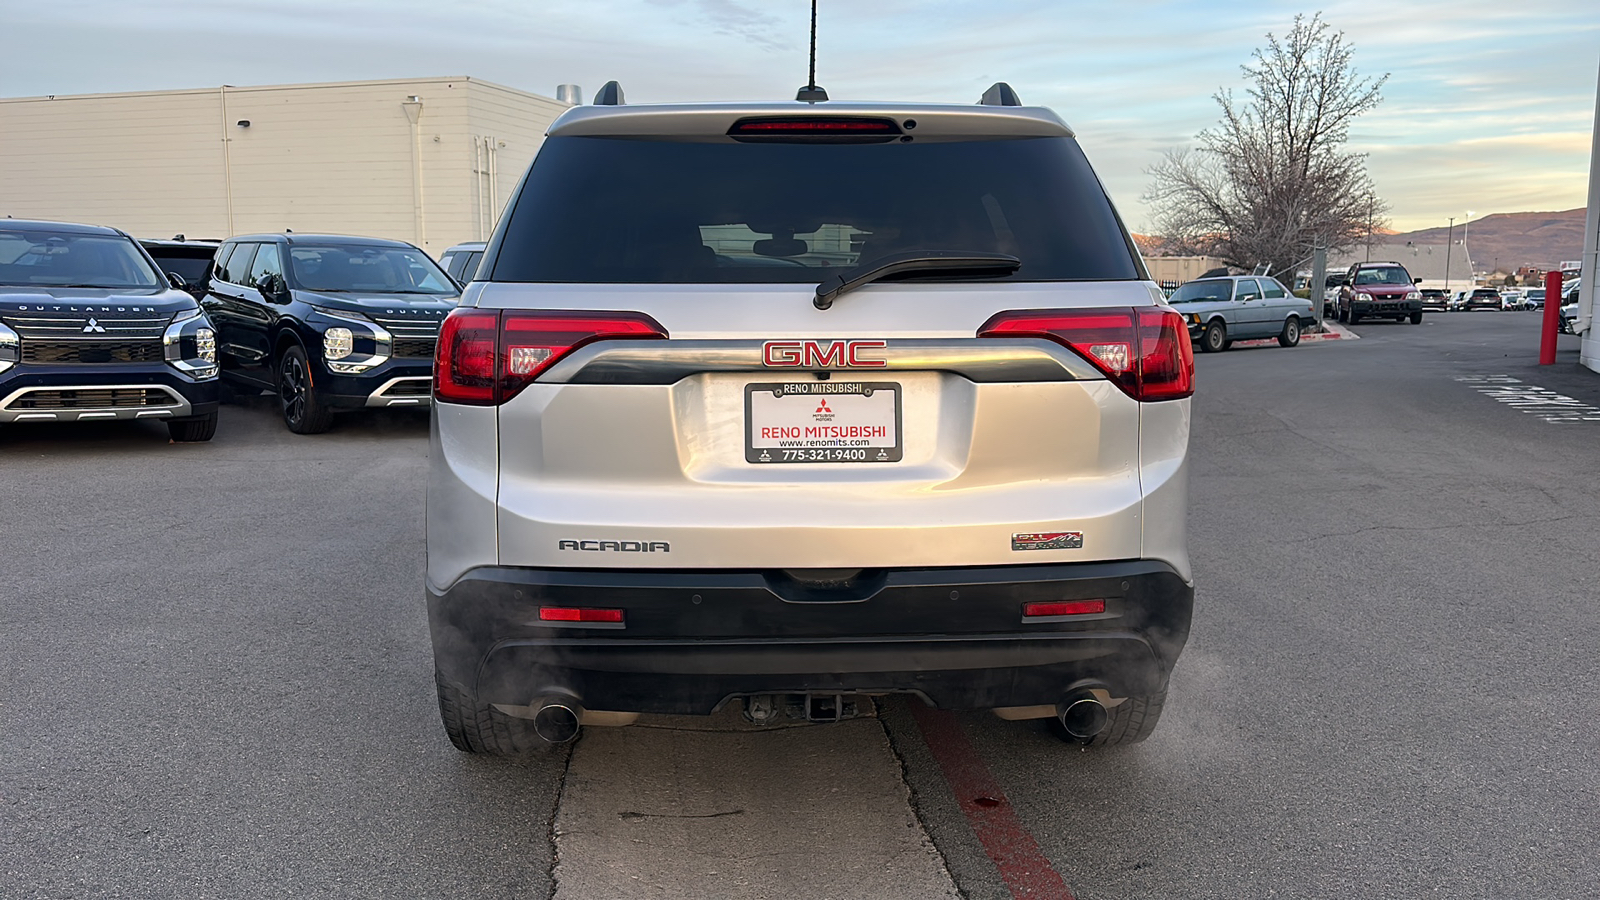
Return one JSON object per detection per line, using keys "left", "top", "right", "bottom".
{"left": 979, "top": 82, "right": 1022, "bottom": 106}
{"left": 594, "top": 81, "right": 625, "bottom": 106}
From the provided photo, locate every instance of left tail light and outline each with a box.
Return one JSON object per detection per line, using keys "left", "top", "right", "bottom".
{"left": 435, "top": 309, "right": 667, "bottom": 406}
{"left": 978, "top": 306, "right": 1195, "bottom": 401}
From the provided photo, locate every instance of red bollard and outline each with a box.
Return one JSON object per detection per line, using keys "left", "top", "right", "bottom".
{"left": 1539, "top": 270, "right": 1564, "bottom": 365}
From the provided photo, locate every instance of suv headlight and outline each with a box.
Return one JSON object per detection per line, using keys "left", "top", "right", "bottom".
{"left": 309, "top": 305, "right": 390, "bottom": 373}
{"left": 163, "top": 308, "right": 218, "bottom": 379}
{"left": 1405, "top": 291, "right": 1422, "bottom": 301}
{"left": 324, "top": 327, "right": 354, "bottom": 360}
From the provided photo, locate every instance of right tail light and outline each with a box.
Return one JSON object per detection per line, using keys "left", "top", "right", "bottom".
{"left": 435, "top": 309, "right": 667, "bottom": 406}
{"left": 978, "top": 306, "right": 1195, "bottom": 401}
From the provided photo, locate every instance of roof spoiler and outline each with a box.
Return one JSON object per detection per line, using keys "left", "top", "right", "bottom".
{"left": 979, "top": 82, "right": 1021, "bottom": 106}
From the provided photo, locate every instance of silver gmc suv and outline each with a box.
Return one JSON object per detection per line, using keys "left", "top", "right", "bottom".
{"left": 426, "top": 84, "right": 1195, "bottom": 753}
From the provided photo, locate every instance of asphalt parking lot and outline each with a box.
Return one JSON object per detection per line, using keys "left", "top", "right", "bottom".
{"left": 3, "top": 312, "right": 1597, "bottom": 899}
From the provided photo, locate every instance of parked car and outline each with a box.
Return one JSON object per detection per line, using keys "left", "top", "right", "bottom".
{"left": 438, "top": 241, "right": 486, "bottom": 285}
{"left": 426, "top": 84, "right": 1195, "bottom": 753}
{"left": 1559, "top": 301, "right": 1580, "bottom": 334}
{"left": 1498, "top": 289, "right": 1524, "bottom": 310}
{"left": 203, "top": 232, "right": 460, "bottom": 433}
{"left": 0, "top": 219, "right": 220, "bottom": 440}
{"left": 1169, "top": 275, "right": 1315, "bottom": 352}
{"left": 140, "top": 236, "right": 221, "bottom": 302}
{"left": 1322, "top": 273, "right": 1348, "bottom": 318}
{"left": 1336, "top": 262, "right": 1423, "bottom": 324}
{"left": 1455, "top": 288, "right": 1502, "bottom": 312}
{"left": 1522, "top": 288, "right": 1546, "bottom": 310}
{"left": 1419, "top": 288, "right": 1450, "bottom": 311}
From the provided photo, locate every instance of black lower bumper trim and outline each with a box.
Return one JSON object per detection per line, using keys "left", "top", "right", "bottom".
{"left": 428, "top": 560, "right": 1193, "bottom": 715}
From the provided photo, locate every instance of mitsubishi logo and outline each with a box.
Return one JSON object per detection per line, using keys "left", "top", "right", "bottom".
{"left": 83, "top": 318, "right": 106, "bottom": 334}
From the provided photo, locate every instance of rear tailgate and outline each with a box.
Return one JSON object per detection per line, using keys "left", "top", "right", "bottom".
{"left": 484, "top": 281, "right": 1166, "bottom": 570}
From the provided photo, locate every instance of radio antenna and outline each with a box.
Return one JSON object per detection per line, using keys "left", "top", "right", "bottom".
{"left": 796, "top": 0, "right": 828, "bottom": 103}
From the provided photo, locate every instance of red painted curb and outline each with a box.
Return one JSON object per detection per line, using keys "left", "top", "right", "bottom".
{"left": 910, "top": 704, "right": 1077, "bottom": 899}
{"left": 1231, "top": 331, "right": 1345, "bottom": 348}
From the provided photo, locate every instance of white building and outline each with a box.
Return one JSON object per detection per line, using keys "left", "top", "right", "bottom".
{"left": 0, "top": 77, "right": 570, "bottom": 254}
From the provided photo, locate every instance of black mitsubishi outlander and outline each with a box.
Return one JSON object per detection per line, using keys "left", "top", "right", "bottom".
{"left": 0, "top": 220, "right": 220, "bottom": 441}
{"left": 204, "top": 233, "right": 459, "bottom": 433}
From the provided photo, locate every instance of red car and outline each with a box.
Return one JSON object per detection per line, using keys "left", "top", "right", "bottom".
{"left": 1336, "top": 262, "right": 1424, "bottom": 325}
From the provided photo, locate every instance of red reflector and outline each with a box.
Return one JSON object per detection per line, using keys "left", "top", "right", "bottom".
{"left": 1023, "top": 599, "right": 1106, "bottom": 617}
{"left": 977, "top": 306, "right": 1195, "bottom": 401}
{"left": 538, "top": 607, "right": 625, "bottom": 624}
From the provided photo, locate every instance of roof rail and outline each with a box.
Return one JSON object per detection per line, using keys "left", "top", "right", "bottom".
{"left": 979, "top": 82, "right": 1021, "bottom": 106}
{"left": 594, "top": 81, "right": 625, "bottom": 106}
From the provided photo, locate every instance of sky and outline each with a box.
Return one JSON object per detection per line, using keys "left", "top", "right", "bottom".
{"left": 2, "top": 0, "right": 1596, "bottom": 233}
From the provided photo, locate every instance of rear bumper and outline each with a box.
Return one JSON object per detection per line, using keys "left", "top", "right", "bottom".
{"left": 428, "top": 560, "right": 1193, "bottom": 715}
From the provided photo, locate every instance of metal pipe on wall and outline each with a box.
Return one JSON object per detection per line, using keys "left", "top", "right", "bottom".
{"left": 402, "top": 96, "right": 426, "bottom": 249}
{"left": 218, "top": 86, "right": 235, "bottom": 235}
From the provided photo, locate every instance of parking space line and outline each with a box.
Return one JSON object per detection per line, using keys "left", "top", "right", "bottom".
{"left": 1455, "top": 375, "right": 1600, "bottom": 423}
{"left": 910, "top": 705, "right": 1077, "bottom": 899}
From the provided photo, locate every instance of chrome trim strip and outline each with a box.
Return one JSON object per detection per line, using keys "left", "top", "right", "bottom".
{"left": 539, "top": 338, "right": 1104, "bottom": 385}
{"left": 365, "top": 375, "right": 434, "bottom": 407}
{"left": 0, "top": 383, "right": 191, "bottom": 423}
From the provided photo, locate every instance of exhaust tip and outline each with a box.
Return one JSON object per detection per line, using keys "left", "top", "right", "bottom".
{"left": 531, "top": 699, "right": 583, "bottom": 743}
{"left": 1057, "top": 693, "right": 1108, "bottom": 741}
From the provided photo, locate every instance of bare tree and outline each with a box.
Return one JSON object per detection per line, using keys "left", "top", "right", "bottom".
{"left": 1146, "top": 13, "right": 1388, "bottom": 277}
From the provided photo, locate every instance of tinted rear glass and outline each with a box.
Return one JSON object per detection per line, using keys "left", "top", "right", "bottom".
{"left": 488, "top": 135, "right": 1139, "bottom": 284}
{"left": 145, "top": 248, "right": 216, "bottom": 285}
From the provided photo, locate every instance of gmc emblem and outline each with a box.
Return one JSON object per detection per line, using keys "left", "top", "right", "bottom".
{"left": 762, "top": 339, "right": 888, "bottom": 368}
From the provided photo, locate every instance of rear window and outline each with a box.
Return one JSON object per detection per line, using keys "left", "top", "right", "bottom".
{"left": 1168, "top": 280, "right": 1231, "bottom": 303}
{"left": 145, "top": 247, "right": 216, "bottom": 285}
{"left": 488, "top": 135, "right": 1140, "bottom": 284}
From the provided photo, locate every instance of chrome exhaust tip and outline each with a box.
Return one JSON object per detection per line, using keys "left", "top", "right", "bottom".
{"left": 531, "top": 698, "right": 583, "bottom": 744}
{"left": 1057, "top": 692, "right": 1108, "bottom": 740}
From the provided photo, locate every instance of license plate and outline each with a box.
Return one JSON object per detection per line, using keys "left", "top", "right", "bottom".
{"left": 745, "top": 382, "right": 902, "bottom": 464}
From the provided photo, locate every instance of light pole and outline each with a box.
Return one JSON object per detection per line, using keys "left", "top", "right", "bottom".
{"left": 1464, "top": 210, "right": 1474, "bottom": 282}
{"left": 1444, "top": 217, "right": 1455, "bottom": 297}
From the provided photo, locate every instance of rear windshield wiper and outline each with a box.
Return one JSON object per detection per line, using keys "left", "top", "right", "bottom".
{"left": 814, "top": 251, "right": 1021, "bottom": 309}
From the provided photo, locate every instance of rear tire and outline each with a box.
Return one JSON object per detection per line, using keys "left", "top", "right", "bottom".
{"left": 1053, "top": 688, "right": 1167, "bottom": 747}
{"left": 435, "top": 672, "right": 551, "bottom": 757}
{"left": 1200, "top": 320, "right": 1228, "bottom": 353}
{"left": 278, "top": 345, "right": 335, "bottom": 435}
{"left": 1277, "top": 316, "right": 1301, "bottom": 347}
{"left": 167, "top": 411, "right": 217, "bottom": 443}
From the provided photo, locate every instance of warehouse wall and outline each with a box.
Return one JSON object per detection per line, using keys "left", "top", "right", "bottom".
{"left": 0, "top": 88, "right": 231, "bottom": 240}
{"left": 0, "top": 77, "right": 566, "bottom": 254}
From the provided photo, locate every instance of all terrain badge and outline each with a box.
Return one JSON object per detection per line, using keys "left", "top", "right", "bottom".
{"left": 1012, "top": 532, "right": 1083, "bottom": 551}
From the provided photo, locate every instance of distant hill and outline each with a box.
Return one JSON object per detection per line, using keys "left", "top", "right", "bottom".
{"left": 1389, "top": 208, "right": 1587, "bottom": 272}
